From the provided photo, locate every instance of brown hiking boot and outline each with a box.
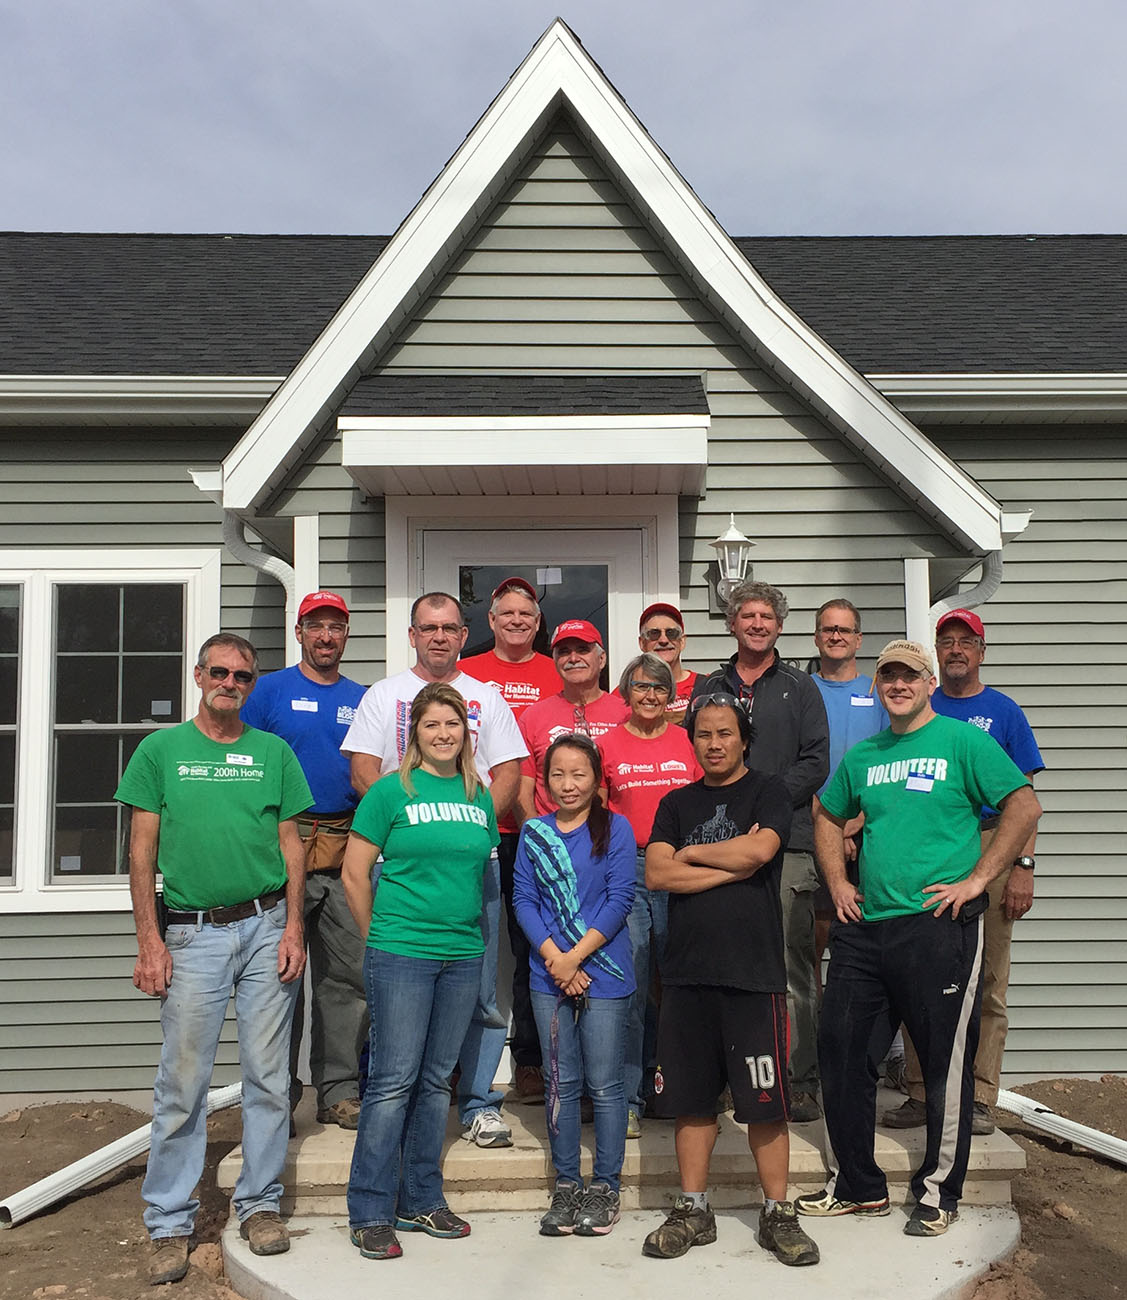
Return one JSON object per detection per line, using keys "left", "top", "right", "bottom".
{"left": 239, "top": 1211, "right": 290, "bottom": 1256}
{"left": 757, "top": 1200, "right": 820, "bottom": 1266}
{"left": 641, "top": 1196, "right": 717, "bottom": 1258}
{"left": 514, "top": 1064, "right": 545, "bottom": 1102}
{"left": 148, "top": 1236, "right": 190, "bottom": 1286}
{"left": 317, "top": 1096, "right": 362, "bottom": 1129}
{"left": 882, "top": 1096, "right": 927, "bottom": 1128}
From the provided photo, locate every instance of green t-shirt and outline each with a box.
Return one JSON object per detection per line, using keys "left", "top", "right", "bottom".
{"left": 350, "top": 768, "right": 500, "bottom": 960}
{"left": 115, "top": 720, "right": 313, "bottom": 911}
{"left": 821, "top": 713, "right": 1028, "bottom": 921}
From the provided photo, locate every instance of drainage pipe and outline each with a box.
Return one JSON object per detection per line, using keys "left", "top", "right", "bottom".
{"left": 0, "top": 1082, "right": 243, "bottom": 1229}
{"left": 996, "top": 1087, "right": 1127, "bottom": 1169}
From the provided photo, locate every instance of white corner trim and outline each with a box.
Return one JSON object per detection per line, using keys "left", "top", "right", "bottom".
{"left": 215, "top": 21, "right": 1002, "bottom": 554}
{"left": 903, "top": 557, "right": 932, "bottom": 645}
{"left": 290, "top": 516, "right": 321, "bottom": 667}
{"left": 0, "top": 375, "right": 282, "bottom": 423}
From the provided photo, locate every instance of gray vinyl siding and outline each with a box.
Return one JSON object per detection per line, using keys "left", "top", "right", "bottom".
{"left": 277, "top": 115, "right": 963, "bottom": 682}
{"left": 0, "top": 913, "right": 239, "bottom": 1092}
{"left": 924, "top": 424, "right": 1127, "bottom": 1078}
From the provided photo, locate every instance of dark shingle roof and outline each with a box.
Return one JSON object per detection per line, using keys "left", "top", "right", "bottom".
{"left": 341, "top": 374, "right": 710, "bottom": 416}
{"left": 736, "top": 234, "right": 1127, "bottom": 373}
{"left": 2, "top": 231, "right": 1125, "bottom": 376}
{"left": 0, "top": 232, "right": 387, "bottom": 374}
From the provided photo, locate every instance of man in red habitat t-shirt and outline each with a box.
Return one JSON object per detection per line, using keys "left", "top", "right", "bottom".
{"left": 516, "top": 618, "right": 628, "bottom": 821}
{"left": 461, "top": 577, "right": 561, "bottom": 1101}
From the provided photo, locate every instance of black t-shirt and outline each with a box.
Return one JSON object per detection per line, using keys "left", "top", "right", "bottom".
{"left": 649, "top": 768, "right": 792, "bottom": 993}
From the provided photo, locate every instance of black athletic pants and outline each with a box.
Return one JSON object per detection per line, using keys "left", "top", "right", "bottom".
{"left": 819, "top": 904, "right": 985, "bottom": 1213}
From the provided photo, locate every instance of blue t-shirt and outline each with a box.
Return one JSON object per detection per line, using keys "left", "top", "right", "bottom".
{"left": 812, "top": 673, "right": 889, "bottom": 794}
{"left": 240, "top": 664, "right": 366, "bottom": 813}
{"left": 513, "top": 812, "right": 636, "bottom": 1000}
{"left": 932, "top": 685, "right": 1044, "bottom": 820}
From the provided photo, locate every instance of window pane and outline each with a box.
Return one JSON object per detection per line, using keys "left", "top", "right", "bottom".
{"left": 121, "top": 655, "right": 182, "bottom": 724}
{"left": 57, "top": 584, "right": 122, "bottom": 653}
{"left": 55, "top": 656, "right": 119, "bottom": 723}
{"left": 123, "top": 585, "right": 183, "bottom": 652}
{"left": 0, "top": 657, "right": 16, "bottom": 726}
{"left": 55, "top": 732, "right": 120, "bottom": 804}
{"left": 0, "top": 584, "right": 19, "bottom": 655}
{"left": 54, "top": 804, "right": 120, "bottom": 877}
{"left": 0, "top": 807, "right": 12, "bottom": 881}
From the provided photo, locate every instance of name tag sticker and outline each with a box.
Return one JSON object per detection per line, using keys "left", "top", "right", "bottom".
{"left": 226, "top": 753, "right": 254, "bottom": 766}
{"left": 291, "top": 699, "right": 318, "bottom": 713}
{"left": 850, "top": 695, "right": 875, "bottom": 707}
{"left": 905, "top": 772, "right": 935, "bottom": 792}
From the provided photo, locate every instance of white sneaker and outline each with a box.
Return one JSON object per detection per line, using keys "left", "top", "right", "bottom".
{"left": 462, "top": 1107, "right": 512, "bottom": 1148}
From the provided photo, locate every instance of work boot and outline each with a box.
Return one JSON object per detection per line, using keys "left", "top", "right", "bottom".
{"left": 882, "top": 1096, "right": 927, "bottom": 1128}
{"left": 239, "top": 1211, "right": 290, "bottom": 1256}
{"left": 147, "top": 1236, "right": 190, "bottom": 1286}
{"left": 641, "top": 1197, "right": 717, "bottom": 1258}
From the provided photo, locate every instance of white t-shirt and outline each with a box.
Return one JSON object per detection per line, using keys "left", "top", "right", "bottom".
{"left": 340, "top": 668, "right": 527, "bottom": 786}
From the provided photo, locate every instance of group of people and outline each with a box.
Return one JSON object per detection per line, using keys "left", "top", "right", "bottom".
{"left": 117, "top": 575, "right": 1043, "bottom": 1283}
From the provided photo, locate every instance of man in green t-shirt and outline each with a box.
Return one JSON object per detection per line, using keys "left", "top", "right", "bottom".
{"left": 796, "top": 640, "right": 1040, "bottom": 1240}
{"left": 116, "top": 633, "right": 312, "bottom": 1285}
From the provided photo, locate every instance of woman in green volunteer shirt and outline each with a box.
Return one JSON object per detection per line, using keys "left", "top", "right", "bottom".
{"left": 342, "top": 682, "right": 499, "bottom": 1262}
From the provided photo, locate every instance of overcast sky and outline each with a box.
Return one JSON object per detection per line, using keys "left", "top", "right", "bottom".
{"left": 3, "top": 0, "right": 1123, "bottom": 236}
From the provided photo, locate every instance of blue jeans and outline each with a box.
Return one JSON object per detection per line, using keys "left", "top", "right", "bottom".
{"left": 531, "top": 990, "right": 629, "bottom": 1191}
{"left": 625, "top": 848, "right": 668, "bottom": 1114}
{"left": 349, "top": 947, "right": 482, "bottom": 1227}
{"left": 143, "top": 902, "right": 298, "bottom": 1239}
{"left": 456, "top": 854, "right": 507, "bottom": 1124}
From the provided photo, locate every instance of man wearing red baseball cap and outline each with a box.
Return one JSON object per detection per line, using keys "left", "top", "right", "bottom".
{"left": 240, "top": 592, "right": 368, "bottom": 1131}
{"left": 638, "top": 603, "right": 698, "bottom": 722}
{"left": 884, "top": 608, "right": 1044, "bottom": 1136}
{"left": 516, "top": 619, "right": 628, "bottom": 822}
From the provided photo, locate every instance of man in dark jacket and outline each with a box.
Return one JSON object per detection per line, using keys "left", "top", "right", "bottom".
{"left": 691, "top": 581, "right": 829, "bottom": 1120}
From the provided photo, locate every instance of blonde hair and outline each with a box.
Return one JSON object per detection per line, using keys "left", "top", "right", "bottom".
{"left": 398, "top": 681, "right": 483, "bottom": 802}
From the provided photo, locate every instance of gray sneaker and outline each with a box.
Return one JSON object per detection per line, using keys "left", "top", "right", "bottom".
{"left": 462, "top": 1107, "right": 512, "bottom": 1148}
{"left": 539, "top": 1180, "right": 583, "bottom": 1236}
{"left": 574, "top": 1182, "right": 621, "bottom": 1236}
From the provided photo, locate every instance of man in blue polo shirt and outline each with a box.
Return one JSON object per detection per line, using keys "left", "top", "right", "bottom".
{"left": 241, "top": 591, "right": 367, "bottom": 1130}
{"left": 884, "top": 608, "right": 1044, "bottom": 1136}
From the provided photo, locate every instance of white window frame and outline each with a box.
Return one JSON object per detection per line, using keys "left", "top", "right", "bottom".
{"left": 0, "top": 548, "right": 221, "bottom": 914}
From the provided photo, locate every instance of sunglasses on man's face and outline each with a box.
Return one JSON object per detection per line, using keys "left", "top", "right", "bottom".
{"left": 205, "top": 665, "right": 255, "bottom": 685}
{"left": 641, "top": 626, "right": 682, "bottom": 642}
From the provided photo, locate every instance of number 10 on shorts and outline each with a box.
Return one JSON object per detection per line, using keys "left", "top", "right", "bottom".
{"left": 745, "top": 1054, "right": 776, "bottom": 1090}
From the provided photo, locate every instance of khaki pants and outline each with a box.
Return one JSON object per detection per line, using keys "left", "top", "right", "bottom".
{"left": 905, "top": 849, "right": 1014, "bottom": 1107}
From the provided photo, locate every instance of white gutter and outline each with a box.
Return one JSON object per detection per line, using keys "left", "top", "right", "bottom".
{"left": 996, "top": 1088, "right": 1127, "bottom": 1169}
{"left": 222, "top": 511, "right": 295, "bottom": 616}
{"left": 0, "top": 1083, "right": 242, "bottom": 1229}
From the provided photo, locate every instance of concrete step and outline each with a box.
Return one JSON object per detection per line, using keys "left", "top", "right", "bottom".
{"left": 218, "top": 1083, "right": 1024, "bottom": 1216}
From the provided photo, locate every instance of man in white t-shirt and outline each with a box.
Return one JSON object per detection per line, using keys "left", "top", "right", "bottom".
{"left": 341, "top": 592, "right": 528, "bottom": 1148}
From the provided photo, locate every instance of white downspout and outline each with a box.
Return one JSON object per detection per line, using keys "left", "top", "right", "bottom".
{"left": 222, "top": 512, "right": 297, "bottom": 649}
{"left": 0, "top": 1084, "right": 242, "bottom": 1229}
{"left": 996, "top": 1089, "right": 1127, "bottom": 1169}
{"left": 929, "top": 549, "right": 1004, "bottom": 624}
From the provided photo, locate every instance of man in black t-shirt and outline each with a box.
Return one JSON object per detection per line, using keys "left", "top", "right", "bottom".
{"left": 640, "top": 694, "right": 819, "bottom": 1268}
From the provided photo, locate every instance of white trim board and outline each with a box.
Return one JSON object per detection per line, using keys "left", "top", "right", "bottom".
{"left": 212, "top": 20, "right": 1010, "bottom": 555}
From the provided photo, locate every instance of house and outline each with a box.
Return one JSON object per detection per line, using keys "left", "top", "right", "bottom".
{"left": 1, "top": 20, "right": 1123, "bottom": 1095}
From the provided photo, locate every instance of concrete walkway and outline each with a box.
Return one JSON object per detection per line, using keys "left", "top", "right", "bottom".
{"left": 224, "top": 1205, "right": 1020, "bottom": 1300}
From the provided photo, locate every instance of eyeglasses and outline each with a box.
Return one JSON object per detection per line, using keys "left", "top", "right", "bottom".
{"left": 688, "top": 691, "right": 749, "bottom": 716}
{"left": 629, "top": 680, "right": 671, "bottom": 696}
{"left": 936, "top": 636, "right": 982, "bottom": 651}
{"left": 640, "top": 626, "right": 683, "bottom": 642}
{"left": 876, "top": 666, "right": 926, "bottom": 684}
{"left": 413, "top": 623, "right": 463, "bottom": 638}
{"left": 302, "top": 620, "right": 347, "bottom": 636}
{"left": 205, "top": 666, "right": 255, "bottom": 685}
{"left": 817, "top": 625, "right": 859, "bottom": 637}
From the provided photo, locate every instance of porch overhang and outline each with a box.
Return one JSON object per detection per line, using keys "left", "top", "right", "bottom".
{"left": 338, "top": 413, "right": 709, "bottom": 496}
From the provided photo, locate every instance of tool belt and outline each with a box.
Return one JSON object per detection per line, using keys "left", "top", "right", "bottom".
{"left": 296, "top": 812, "right": 354, "bottom": 873}
{"left": 164, "top": 886, "right": 287, "bottom": 927}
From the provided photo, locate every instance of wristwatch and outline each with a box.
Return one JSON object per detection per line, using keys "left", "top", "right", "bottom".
{"left": 1013, "top": 856, "right": 1035, "bottom": 870}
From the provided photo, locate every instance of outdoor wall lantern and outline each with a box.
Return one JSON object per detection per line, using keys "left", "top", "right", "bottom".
{"left": 709, "top": 513, "right": 755, "bottom": 605}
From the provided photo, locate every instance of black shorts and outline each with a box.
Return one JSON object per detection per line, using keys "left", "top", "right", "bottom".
{"left": 652, "top": 985, "right": 791, "bottom": 1125}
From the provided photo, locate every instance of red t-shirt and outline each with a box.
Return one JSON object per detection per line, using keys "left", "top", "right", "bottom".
{"left": 461, "top": 649, "right": 561, "bottom": 832}
{"left": 519, "top": 691, "right": 629, "bottom": 815}
{"left": 666, "top": 670, "right": 698, "bottom": 722}
{"left": 459, "top": 650, "right": 560, "bottom": 722}
{"left": 599, "top": 724, "right": 703, "bottom": 845}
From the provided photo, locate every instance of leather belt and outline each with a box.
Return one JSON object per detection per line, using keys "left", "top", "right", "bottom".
{"left": 165, "top": 886, "right": 286, "bottom": 927}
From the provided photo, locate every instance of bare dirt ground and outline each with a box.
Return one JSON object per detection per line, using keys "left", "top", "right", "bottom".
{"left": 1, "top": 1076, "right": 1124, "bottom": 1299}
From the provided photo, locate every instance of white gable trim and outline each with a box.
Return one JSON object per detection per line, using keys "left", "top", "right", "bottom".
{"left": 217, "top": 20, "right": 1007, "bottom": 552}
